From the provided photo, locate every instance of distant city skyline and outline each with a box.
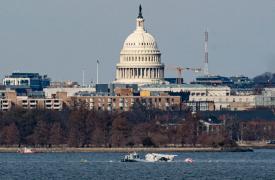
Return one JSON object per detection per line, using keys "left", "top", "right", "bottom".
{"left": 0, "top": 0, "right": 274, "bottom": 84}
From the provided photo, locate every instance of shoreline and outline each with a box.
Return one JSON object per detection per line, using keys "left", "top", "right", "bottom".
{"left": 0, "top": 146, "right": 268, "bottom": 153}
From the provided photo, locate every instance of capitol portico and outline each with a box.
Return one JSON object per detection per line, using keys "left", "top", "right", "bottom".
{"left": 114, "top": 5, "right": 165, "bottom": 85}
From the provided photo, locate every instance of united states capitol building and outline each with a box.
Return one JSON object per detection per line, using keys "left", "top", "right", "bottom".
{"left": 114, "top": 5, "right": 165, "bottom": 85}
{"left": 0, "top": 6, "right": 274, "bottom": 112}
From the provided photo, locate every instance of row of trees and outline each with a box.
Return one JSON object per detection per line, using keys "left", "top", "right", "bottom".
{"left": 225, "top": 117, "right": 275, "bottom": 141}
{"left": 0, "top": 103, "right": 273, "bottom": 147}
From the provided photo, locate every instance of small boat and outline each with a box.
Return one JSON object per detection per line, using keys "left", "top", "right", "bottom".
{"left": 145, "top": 153, "right": 177, "bottom": 162}
{"left": 121, "top": 152, "right": 146, "bottom": 162}
{"left": 18, "top": 147, "right": 35, "bottom": 154}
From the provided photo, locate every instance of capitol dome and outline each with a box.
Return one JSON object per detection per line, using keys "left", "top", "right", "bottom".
{"left": 114, "top": 5, "right": 165, "bottom": 85}
{"left": 123, "top": 30, "right": 158, "bottom": 50}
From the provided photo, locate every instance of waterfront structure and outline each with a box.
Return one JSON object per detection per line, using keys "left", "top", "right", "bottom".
{"left": 114, "top": 5, "right": 165, "bottom": 85}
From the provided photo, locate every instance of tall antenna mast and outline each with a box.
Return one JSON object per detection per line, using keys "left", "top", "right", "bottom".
{"left": 204, "top": 29, "right": 209, "bottom": 76}
{"left": 96, "top": 60, "right": 99, "bottom": 84}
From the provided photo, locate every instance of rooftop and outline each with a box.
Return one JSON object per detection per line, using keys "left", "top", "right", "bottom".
{"left": 140, "top": 83, "right": 230, "bottom": 89}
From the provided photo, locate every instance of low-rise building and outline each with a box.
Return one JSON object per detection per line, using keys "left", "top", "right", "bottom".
{"left": 69, "top": 95, "right": 181, "bottom": 111}
{"left": 0, "top": 88, "right": 180, "bottom": 111}
{"left": 187, "top": 101, "right": 215, "bottom": 111}
{"left": 189, "top": 95, "right": 256, "bottom": 111}
{"left": 3, "top": 72, "right": 50, "bottom": 95}
{"left": 140, "top": 84, "right": 231, "bottom": 97}
{"left": 256, "top": 88, "right": 275, "bottom": 108}
{"left": 16, "top": 97, "right": 63, "bottom": 110}
{"left": 0, "top": 99, "right": 12, "bottom": 111}
{"left": 43, "top": 87, "right": 96, "bottom": 98}
{"left": 199, "top": 117, "right": 223, "bottom": 134}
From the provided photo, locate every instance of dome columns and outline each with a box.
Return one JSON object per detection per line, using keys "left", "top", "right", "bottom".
{"left": 116, "top": 67, "right": 164, "bottom": 80}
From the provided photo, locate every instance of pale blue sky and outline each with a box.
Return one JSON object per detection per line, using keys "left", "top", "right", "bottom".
{"left": 0, "top": 0, "right": 274, "bottom": 83}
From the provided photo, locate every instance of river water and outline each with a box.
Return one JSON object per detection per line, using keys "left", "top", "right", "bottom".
{"left": 0, "top": 149, "right": 274, "bottom": 180}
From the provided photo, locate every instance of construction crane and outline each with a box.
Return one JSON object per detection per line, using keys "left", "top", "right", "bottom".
{"left": 166, "top": 65, "right": 202, "bottom": 84}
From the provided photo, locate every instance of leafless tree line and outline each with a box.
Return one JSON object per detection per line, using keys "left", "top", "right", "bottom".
{"left": 0, "top": 102, "right": 273, "bottom": 148}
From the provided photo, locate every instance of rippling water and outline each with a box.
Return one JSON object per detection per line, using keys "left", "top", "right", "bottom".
{"left": 0, "top": 149, "right": 275, "bottom": 179}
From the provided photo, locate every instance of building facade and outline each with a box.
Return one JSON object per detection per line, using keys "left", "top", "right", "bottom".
{"left": 44, "top": 87, "right": 96, "bottom": 98}
{"left": 256, "top": 88, "right": 275, "bottom": 108}
{"left": 3, "top": 72, "right": 50, "bottom": 96}
{"left": 70, "top": 95, "right": 181, "bottom": 111}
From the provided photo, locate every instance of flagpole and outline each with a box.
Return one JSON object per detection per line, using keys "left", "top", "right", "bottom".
{"left": 96, "top": 60, "right": 99, "bottom": 84}
{"left": 82, "top": 70, "right": 85, "bottom": 87}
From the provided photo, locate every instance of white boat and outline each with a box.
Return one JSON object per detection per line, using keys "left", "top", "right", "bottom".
{"left": 145, "top": 153, "right": 177, "bottom": 162}
{"left": 121, "top": 152, "right": 146, "bottom": 162}
{"left": 18, "top": 147, "right": 35, "bottom": 154}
